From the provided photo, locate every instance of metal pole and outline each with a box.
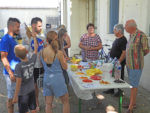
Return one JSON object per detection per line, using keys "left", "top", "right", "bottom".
{"left": 79, "top": 99, "right": 82, "bottom": 113}
{"left": 119, "top": 90, "right": 123, "bottom": 113}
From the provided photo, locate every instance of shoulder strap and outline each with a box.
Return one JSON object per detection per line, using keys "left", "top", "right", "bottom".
{"left": 53, "top": 53, "right": 56, "bottom": 62}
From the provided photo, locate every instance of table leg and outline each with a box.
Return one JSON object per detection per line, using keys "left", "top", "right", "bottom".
{"left": 119, "top": 90, "right": 123, "bottom": 113}
{"left": 79, "top": 99, "right": 82, "bottom": 113}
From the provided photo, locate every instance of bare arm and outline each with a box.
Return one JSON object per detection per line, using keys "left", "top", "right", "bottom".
{"left": 144, "top": 50, "right": 149, "bottom": 56}
{"left": 1, "top": 52, "right": 15, "bottom": 81}
{"left": 64, "top": 35, "right": 71, "bottom": 49}
{"left": 90, "top": 42, "right": 102, "bottom": 51}
{"left": 32, "top": 33, "right": 38, "bottom": 54}
{"left": 58, "top": 51, "right": 67, "bottom": 70}
{"left": 79, "top": 42, "right": 90, "bottom": 50}
{"left": 62, "top": 49, "right": 68, "bottom": 58}
{"left": 119, "top": 51, "right": 126, "bottom": 63}
{"left": 13, "top": 78, "right": 22, "bottom": 103}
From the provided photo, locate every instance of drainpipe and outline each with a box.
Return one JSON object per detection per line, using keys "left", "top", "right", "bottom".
{"left": 87, "top": 0, "right": 89, "bottom": 23}
{"left": 149, "top": 24, "right": 150, "bottom": 37}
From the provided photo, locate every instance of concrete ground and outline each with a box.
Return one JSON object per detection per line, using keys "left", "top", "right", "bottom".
{"left": 0, "top": 62, "right": 150, "bottom": 113}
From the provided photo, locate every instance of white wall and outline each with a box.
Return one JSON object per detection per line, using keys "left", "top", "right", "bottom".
{"left": 67, "top": 0, "right": 94, "bottom": 56}
{"left": 119, "top": 0, "right": 149, "bottom": 37}
{"left": 0, "top": 0, "right": 59, "bottom": 8}
{"left": 96, "top": 0, "right": 150, "bottom": 42}
{"left": 69, "top": 0, "right": 87, "bottom": 56}
{"left": 96, "top": 0, "right": 113, "bottom": 43}
{"left": 141, "top": 50, "right": 150, "bottom": 91}
{"left": 96, "top": 0, "right": 150, "bottom": 91}
{"left": 0, "top": 8, "right": 59, "bottom": 29}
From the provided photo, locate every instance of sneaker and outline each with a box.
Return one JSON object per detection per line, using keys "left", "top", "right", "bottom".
{"left": 103, "top": 89, "right": 114, "bottom": 94}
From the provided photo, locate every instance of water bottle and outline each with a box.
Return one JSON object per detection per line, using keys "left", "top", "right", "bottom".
{"left": 111, "top": 57, "right": 118, "bottom": 64}
{"left": 111, "top": 57, "right": 117, "bottom": 77}
{"left": 108, "top": 57, "right": 113, "bottom": 63}
{"left": 115, "top": 62, "right": 121, "bottom": 80}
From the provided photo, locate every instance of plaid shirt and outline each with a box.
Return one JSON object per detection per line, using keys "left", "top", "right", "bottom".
{"left": 80, "top": 33, "right": 102, "bottom": 60}
{"left": 126, "top": 29, "right": 149, "bottom": 69}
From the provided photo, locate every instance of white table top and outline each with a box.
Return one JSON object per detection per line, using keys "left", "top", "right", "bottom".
{"left": 67, "top": 63, "right": 131, "bottom": 100}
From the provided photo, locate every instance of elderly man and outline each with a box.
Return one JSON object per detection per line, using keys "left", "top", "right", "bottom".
{"left": 103, "top": 24, "right": 127, "bottom": 96}
{"left": 124, "top": 19, "right": 149, "bottom": 113}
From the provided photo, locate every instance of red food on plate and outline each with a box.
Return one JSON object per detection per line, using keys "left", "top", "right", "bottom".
{"left": 90, "top": 75, "right": 102, "bottom": 80}
{"left": 78, "top": 65, "right": 83, "bottom": 69}
{"left": 83, "top": 79, "right": 93, "bottom": 83}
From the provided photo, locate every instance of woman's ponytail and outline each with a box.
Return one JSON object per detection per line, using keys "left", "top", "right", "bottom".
{"left": 46, "top": 31, "right": 59, "bottom": 53}
{"left": 51, "top": 40, "right": 59, "bottom": 54}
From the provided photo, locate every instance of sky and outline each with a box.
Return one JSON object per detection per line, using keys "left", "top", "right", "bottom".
{"left": 0, "top": 0, "right": 60, "bottom": 8}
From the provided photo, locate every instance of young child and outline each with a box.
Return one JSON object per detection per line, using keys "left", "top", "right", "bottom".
{"left": 12, "top": 33, "right": 38, "bottom": 113}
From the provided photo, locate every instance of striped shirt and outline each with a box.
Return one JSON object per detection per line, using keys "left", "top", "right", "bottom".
{"left": 80, "top": 33, "right": 102, "bottom": 60}
{"left": 126, "top": 29, "right": 149, "bottom": 69}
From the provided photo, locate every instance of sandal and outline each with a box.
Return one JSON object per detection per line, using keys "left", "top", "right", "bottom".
{"left": 52, "top": 104, "right": 56, "bottom": 108}
{"left": 123, "top": 104, "right": 136, "bottom": 109}
{"left": 36, "top": 106, "right": 40, "bottom": 112}
{"left": 126, "top": 109, "right": 133, "bottom": 113}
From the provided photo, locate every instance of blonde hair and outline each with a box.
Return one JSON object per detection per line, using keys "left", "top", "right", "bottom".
{"left": 14, "top": 44, "right": 27, "bottom": 59}
{"left": 46, "top": 31, "right": 59, "bottom": 54}
{"left": 57, "top": 25, "right": 66, "bottom": 30}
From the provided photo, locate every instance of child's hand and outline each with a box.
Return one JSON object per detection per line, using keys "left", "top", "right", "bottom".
{"left": 26, "top": 28, "right": 36, "bottom": 39}
{"left": 26, "top": 28, "right": 32, "bottom": 39}
{"left": 31, "top": 32, "right": 37, "bottom": 38}
{"left": 12, "top": 96, "right": 18, "bottom": 104}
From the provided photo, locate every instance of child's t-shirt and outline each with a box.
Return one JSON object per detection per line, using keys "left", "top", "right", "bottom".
{"left": 14, "top": 54, "right": 37, "bottom": 96}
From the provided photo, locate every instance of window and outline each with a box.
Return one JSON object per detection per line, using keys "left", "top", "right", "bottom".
{"left": 109, "top": 0, "right": 119, "bottom": 34}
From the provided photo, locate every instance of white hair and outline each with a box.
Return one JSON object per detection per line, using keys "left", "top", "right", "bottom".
{"left": 114, "top": 24, "right": 124, "bottom": 34}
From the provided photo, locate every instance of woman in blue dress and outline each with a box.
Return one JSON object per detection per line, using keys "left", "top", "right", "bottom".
{"left": 40, "top": 31, "right": 70, "bottom": 113}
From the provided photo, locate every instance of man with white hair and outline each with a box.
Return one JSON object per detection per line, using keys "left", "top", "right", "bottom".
{"left": 103, "top": 24, "right": 127, "bottom": 96}
{"left": 124, "top": 19, "right": 149, "bottom": 113}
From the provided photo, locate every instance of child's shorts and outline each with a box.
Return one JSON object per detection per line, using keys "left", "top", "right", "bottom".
{"left": 18, "top": 90, "right": 36, "bottom": 113}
